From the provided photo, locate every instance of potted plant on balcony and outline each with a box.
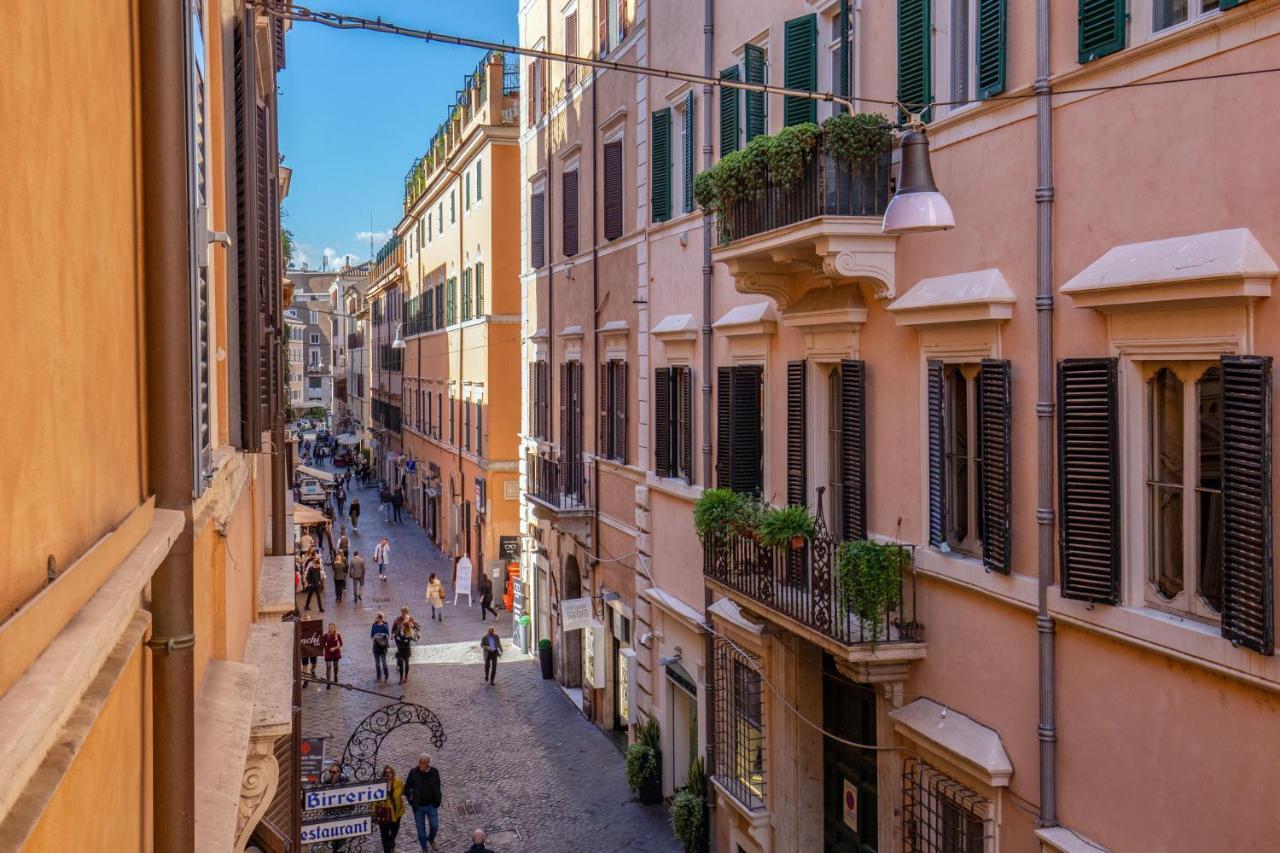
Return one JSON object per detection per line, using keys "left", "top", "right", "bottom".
{"left": 756, "top": 505, "right": 817, "bottom": 551}
{"left": 822, "top": 112, "right": 892, "bottom": 169}
{"left": 537, "top": 637, "right": 553, "bottom": 679}
{"left": 834, "top": 539, "right": 904, "bottom": 645}
{"left": 693, "top": 488, "right": 753, "bottom": 542}
{"left": 669, "top": 756, "right": 708, "bottom": 852}
{"left": 626, "top": 715, "right": 663, "bottom": 805}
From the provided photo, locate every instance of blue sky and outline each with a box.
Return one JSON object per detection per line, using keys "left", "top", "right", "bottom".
{"left": 279, "top": 0, "right": 519, "bottom": 271}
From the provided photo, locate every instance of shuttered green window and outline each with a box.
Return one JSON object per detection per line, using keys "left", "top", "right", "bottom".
{"left": 475, "top": 262, "right": 485, "bottom": 316}
{"left": 446, "top": 276, "right": 457, "bottom": 326}
{"left": 743, "top": 44, "right": 766, "bottom": 141}
{"left": 897, "top": 0, "right": 932, "bottom": 122}
{"left": 976, "top": 0, "right": 1007, "bottom": 99}
{"left": 719, "top": 66, "right": 740, "bottom": 156}
{"left": 1221, "top": 0, "right": 1253, "bottom": 8}
{"left": 783, "top": 15, "right": 817, "bottom": 127}
{"left": 651, "top": 108, "right": 672, "bottom": 223}
{"left": 1078, "top": 0, "right": 1126, "bottom": 64}
{"left": 682, "top": 91, "right": 696, "bottom": 214}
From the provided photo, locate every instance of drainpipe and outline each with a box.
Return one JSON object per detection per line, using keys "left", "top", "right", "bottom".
{"left": 700, "top": 0, "right": 717, "bottom": 841}
{"left": 442, "top": 162, "right": 466, "bottom": 560}
{"left": 270, "top": 107, "right": 287, "bottom": 556}
{"left": 1035, "top": 0, "right": 1058, "bottom": 829}
{"left": 140, "top": 0, "right": 196, "bottom": 848}
{"left": 591, "top": 5, "right": 602, "bottom": 614}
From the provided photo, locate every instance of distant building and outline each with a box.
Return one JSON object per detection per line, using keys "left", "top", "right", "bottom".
{"left": 287, "top": 270, "right": 339, "bottom": 415}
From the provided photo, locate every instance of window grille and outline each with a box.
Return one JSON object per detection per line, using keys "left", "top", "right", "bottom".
{"left": 902, "top": 758, "right": 990, "bottom": 853}
{"left": 713, "top": 638, "right": 765, "bottom": 810}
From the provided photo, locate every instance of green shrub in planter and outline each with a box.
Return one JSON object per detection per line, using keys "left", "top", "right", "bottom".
{"left": 822, "top": 112, "right": 892, "bottom": 167}
{"left": 835, "top": 539, "right": 904, "bottom": 645}
{"left": 537, "top": 637, "right": 551, "bottom": 650}
{"left": 670, "top": 789, "right": 705, "bottom": 851}
{"left": 693, "top": 489, "right": 751, "bottom": 542}
{"left": 518, "top": 614, "right": 532, "bottom": 625}
{"left": 625, "top": 740, "right": 658, "bottom": 792}
{"left": 756, "top": 505, "right": 817, "bottom": 550}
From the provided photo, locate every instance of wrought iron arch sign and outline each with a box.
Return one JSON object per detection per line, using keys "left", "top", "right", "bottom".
{"left": 339, "top": 701, "right": 447, "bottom": 782}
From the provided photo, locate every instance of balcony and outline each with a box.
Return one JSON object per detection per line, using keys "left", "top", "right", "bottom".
{"left": 703, "top": 508, "right": 924, "bottom": 667}
{"left": 711, "top": 143, "right": 900, "bottom": 309}
{"left": 347, "top": 331, "right": 364, "bottom": 350}
{"left": 526, "top": 451, "right": 592, "bottom": 538}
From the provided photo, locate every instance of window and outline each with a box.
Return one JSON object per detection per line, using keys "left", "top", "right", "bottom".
{"left": 462, "top": 267, "right": 474, "bottom": 321}
{"left": 562, "top": 169, "right": 579, "bottom": 256}
{"left": 464, "top": 398, "right": 472, "bottom": 451}
{"left": 449, "top": 387, "right": 456, "bottom": 443}
{"left": 447, "top": 276, "right": 457, "bottom": 325}
{"left": 475, "top": 262, "right": 485, "bottom": 317}
{"left": 564, "top": 11, "right": 579, "bottom": 90}
{"left": 309, "top": 332, "right": 320, "bottom": 345}
{"left": 1153, "top": 0, "right": 1220, "bottom": 32}
{"left": 654, "top": 366, "right": 693, "bottom": 482}
{"left": 650, "top": 109, "right": 672, "bottom": 223}
{"left": 719, "top": 65, "right": 741, "bottom": 156}
{"left": 825, "top": 3, "right": 856, "bottom": 113}
{"left": 713, "top": 639, "right": 764, "bottom": 810}
{"left": 783, "top": 15, "right": 818, "bottom": 126}
{"left": 902, "top": 758, "right": 990, "bottom": 853}
{"left": 434, "top": 281, "right": 445, "bottom": 330}
{"left": 675, "top": 92, "right": 696, "bottom": 215}
{"left": 309, "top": 377, "right": 322, "bottom": 389}
{"left": 476, "top": 400, "right": 483, "bottom": 456}
{"left": 927, "top": 360, "right": 1011, "bottom": 571}
{"left": 427, "top": 212, "right": 433, "bottom": 242}
{"left": 475, "top": 158, "right": 483, "bottom": 201}
{"left": 602, "top": 0, "right": 628, "bottom": 53}
{"left": 465, "top": 172, "right": 472, "bottom": 210}
{"left": 716, "top": 365, "right": 763, "bottom": 494}
{"left": 603, "top": 140, "right": 623, "bottom": 240}
{"left": 310, "top": 310, "right": 319, "bottom": 324}
{"left": 436, "top": 391, "right": 443, "bottom": 439}
{"left": 561, "top": 361, "right": 586, "bottom": 468}
{"left": 530, "top": 190, "right": 546, "bottom": 268}
{"left": 309, "top": 348, "right": 321, "bottom": 367}
{"left": 450, "top": 190, "right": 456, "bottom": 224}
{"left": 438, "top": 202, "right": 444, "bottom": 234}
{"left": 188, "top": 0, "right": 212, "bottom": 485}
{"left": 600, "top": 360, "right": 628, "bottom": 463}
{"left": 529, "top": 360, "right": 550, "bottom": 439}
{"left": 1078, "top": 0, "right": 1126, "bottom": 62}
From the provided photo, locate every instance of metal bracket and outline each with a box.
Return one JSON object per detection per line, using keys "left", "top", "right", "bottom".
{"left": 146, "top": 632, "right": 197, "bottom": 654}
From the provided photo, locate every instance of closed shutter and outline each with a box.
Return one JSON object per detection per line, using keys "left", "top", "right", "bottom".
{"left": 530, "top": 191, "right": 545, "bottom": 268}
{"left": 565, "top": 11, "right": 579, "bottom": 89}
{"left": 617, "top": 362, "right": 628, "bottom": 464}
{"left": 787, "top": 360, "right": 807, "bottom": 506}
{"left": 559, "top": 362, "right": 569, "bottom": 454}
{"left": 465, "top": 173, "right": 471, "bottom": 210}
{"left": 838, "top": 0, "right": 852, "bottom": 98}
{"left": 717, "top": 366, "right": 733, "bottom": 488}
{"left": 897, "top": 0, "right": 932, "bottom": 122}
{"left": 976, "top": 0, "right": 1007, "bottom": 98}
{"left": 572, "top": 362, "right": 584, "bottom": 461}
{"left": 599, "top": 363, "right": 609, "bottom": 456}
{"left": 840, "top": 360, "right": 867, "bottom": 542}
{"left": 927, "top": 361, "right": 946, "bottom": 547}
{"left": 233, "top": 11, "right": 262, "bottom": 452}
{"left": 979, "top": 359, "right": 1012, "bottom": 573}
{"left": 563, "top": 169, "right": 579, "bottom": 257}
{"left": 435, "top": 283, "right": 444, "bottom": 329}
{"left": 1220, "top": 355, "right": 1274, "bottom": 654}
{"left": 475, "top": 262, "right": 485, "bottom": 316}
{"left": 476, "top": 159, "right": 482, "bottom": 200}
{"left": 1057, "top": 358, "right": 1121, "bottom": 604}
{"left": 732, "top": 366, "right": 764, "bottom": 493}
{"left": 447, "top": 276, "right": 457, "bottom": 325}
{"left": 1078, "top": 0, "right": 1126, "bottom": 64}
{"left": 603, "top": 141, "right": 624, "bottom": 240}
{"left": 655, "top": 367, "right": 672, "bottom": 476}
{"left": 529, "top": 362, "right": 538, "bottom": 438}
{"left": 783, "top": 15, "right": 817, "bottom": 127}
{"left": 679, "top": 366, "right": 694, "bottom": 483}
{"left": 744, "top": 43, "right": 766, "bottom": 142}
{"left": 539, "top": 362, "right": 549, "bottom": 439}
{"left": 462, "top": 268, "right": 472, "bottom": 320}
{"left": 527, "top": 60, "right": 537, "bottom": 125}
{"left": 683, "top": 91, "right": 696, "bottom": 214}
{"left": 476, "top": 400, "right": 483, "bottom": 455}
{"left": 719, "top": 66, "right": 740, "bottom": 156}
{"left": 651, "top": 108, "right": 672, "bottom": 223}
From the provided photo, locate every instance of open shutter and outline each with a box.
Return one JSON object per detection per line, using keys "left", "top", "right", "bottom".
{"left": 719, "top": 66, "right": 740, "bottom": 156}
{"left": 680, "top": 367, "right": 694, "bottom": 483}
{"left": 617, "top": 363, "right": 628, "bottom": 464}
{"left": 476, "top": 262, "right": 485, "bottom": 316}
{"left": 976, "top": 0, "right": 1007, "bottom": 98}
{"left": 979, "top": 359, "right": 1012, "bottom": 573}
{"left": 1221, "top": 0, "right": 1253, "bottom": 7}
{"left": 530, "top": 191, "right": 546, "bottom": 268}
{"left": 1220, "top": 355, "right": 1274, "bottom": 654}
{"left": 599, "top": 0, "right": 609, "bottom": 55}
{"left": 683, "top": 90, "right": 696, "bottom": 214}
{"left": 1078, "top": 0, "right": 1126, "bottom": 64}
{"left": 743, "top": 43, "right": 766, "bottom": 142}
{"left": 565, "top": 11, "right": 579, "bottom": 89}
{"left": 563, "top": 170, "right": 579, "bottom": 257}
{"left": 1057, "top": 358, "right": 1121, "bottom": 604}
{"left": 787, "top": 361, "right": 807, "bottom": 506}
{"left": 651, "top": 108, "right": 672, "bottom": 223}
{"left": 732, "top": 366, "right": 764, "bottom": 493}
{"left": 233, "top": 11, "right": 262, "bottom": 452}
{"left": 559, "top": 362, "right": 569, "bottom": 454}
{"left": 783, "top": 15, "right": 818, "bottom": 126}
{"left": 897, "top": 0, "right": 932, "bottom": 122}
{"left": 529, "top": 362, "right": 538, "bottom": 438}
{"left": 717, "top": 366, "right": 733, "bottom": 488}
{"left": 527, "top": 60, "right": 537, "bottom": 125}
{"left": 838, "top": 0, "right": 852, "bottom": 99}
{"left": 573, "top": 362, "right": 584, "bottom": 460}
{"left": 927, "top": 361, "right": 946, "bottom": 548}
{"left": 540, "top": 362, "right": 550, "bottom": 440}
{"left": 655, "top": 368, "right": 672, "bottom": 476}
{"left": 603, "top": 141, "right": 624, "bottom": 239}
{"left": 840, "top": 360, "right": 867, "bottom": 542}
{"left": 599, "top": 363, "right": 609, "bottom": 456}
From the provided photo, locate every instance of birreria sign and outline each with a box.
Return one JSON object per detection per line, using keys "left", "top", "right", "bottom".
{"left": 304, "top": 780, "right": 388, "bottom": 810}
{"left": 300, "top": 815, "right": 372, "bottom": 843}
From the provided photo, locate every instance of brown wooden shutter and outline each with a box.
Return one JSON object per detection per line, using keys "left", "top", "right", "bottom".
{"left": 927, "top": 360, "right": 946, "bottom": 548}
{"left": 979, "top": 359, "right": 1012, "bottom": 573}
{"left": 1220, "top": 354, "right": 1274, "bottom": 654}
{"left": 573, "top": 361, "right": 584, "bottom": 461}
{"left": 565, "top": 12, "right": 579, "bottom": 89}
{"left": 527, "top": 61, "right": 537, "bottom": 124}
{"left": 732, "top": 366, "right": 764, "bottom": 493}
{"left": 840, "top": 359, "right": 867, "bottom": 541}
{"left": 531, "top": 191, "right": 545, "bottom": 268}
{"left": 563, "top": 170, "right": 579, "bottom": 257}
{"left": 599, "top": 362, "right": 609, "bottom": 455}
{"left": 717, "top": 366, "right": 733, "bottom": 488}
{"left": 655, "top": 367, "right": 672, "bottom": 476}
{"left": 599, "top": 0, "right": 609, "bottom": 55}
{"left": 603, "top": 141, "right": 623, "bottom": 240}
{"left": 616, "top": 362, "right": 628, "bottom": 464}
{"left": 679, "top": 367, "right": 694, "bottom": 483}
{"left": 539, "top": 362, "right": 549, "bottom": 439}
{"left": 787, "top": 360, "right": 807, "bottom": 506}
{"left": 1057, "top": 357, "right": 1120, "bottom": 604}
{"left": 529, "top": 362, "right": 538, "bottom": 438}
{"left": 233, "top": 10, "right": 261, "bottom": 452}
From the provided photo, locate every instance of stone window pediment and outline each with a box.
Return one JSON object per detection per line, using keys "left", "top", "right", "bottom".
{"left": 888, "top": 268, "right": 1015, "bottom": 327}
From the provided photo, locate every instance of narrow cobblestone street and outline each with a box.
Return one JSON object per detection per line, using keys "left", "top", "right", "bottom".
{"left": 298, "top": 466, "right": 680, "bottom": 853}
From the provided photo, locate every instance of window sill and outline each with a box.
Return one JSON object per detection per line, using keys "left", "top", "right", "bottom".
{"left": 905, "top": 542, "right": 1038, "bottom": 612}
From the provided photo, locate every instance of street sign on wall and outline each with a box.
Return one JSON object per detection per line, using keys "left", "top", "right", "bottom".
{"left": 303, "top": 781, "right": 387, "bottom": 810}
{"left": 560, "top": 597, "right": 596, "bottom": 631}
{"left": 301, "top": 815, "right": 371, "bottom": 843}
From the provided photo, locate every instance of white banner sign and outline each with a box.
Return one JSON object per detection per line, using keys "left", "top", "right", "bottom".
{"left": 560, "top": 597, "right": 596, "bottom": 632}
{"left": 301, "top": 815, "right": 371, "bottom": 843}
{"left": 303, "top": 781, "right": 387, "bottom": 810}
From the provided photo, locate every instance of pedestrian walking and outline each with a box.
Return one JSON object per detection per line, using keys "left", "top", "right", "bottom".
{"left": 349, "top": 498, "right": 361, "bottom": 534}
{"left": 466, "top": 829, "right": 494, "bottom": 853}
{"left": 477, "top": 572, "right": 498, "bottom": 622}
{"left": 374, "top": 537, "right": 391, "bottom": 581}
{"left": 426, "top": 573, "right": 445, "bottom": 622}
{"left": 392, "top": 607, "right": 419, "bottom": 685}
{"left": 300, "top": 529, "right": 315, "bottom": 554}
{"left": 349, "top": 550, "right": 367, "bottom": 604}
{"left": 379, "top": 487, "right": 392, "bottom": 521}
{"left": 371, "top": 612, "right": 391, "bottom": 682}
{"left": 303, "top": 555, "right": 325, "bottom": 613}
{"left": 392, "top": 487, "right": 404, "bottom": 523}
{"left": 337, "top": 527, "right": 350, "bottom": 560}
{"left": 336, "top": 483, "right": 346, "bottom": 515}
{"left": 403, "top": 754, "right": 442, "bottom": 852}
{"left": 322, "top": 623, "right": 343, "bottom": 688}
{"left": 331, "top": 551, "right": 348, "bottom": 603}
{"left": 373, "top": 764, "right": 405, "bottom": 852}
{"left": 479, "top": 626, "right": 502, "bottom": 685}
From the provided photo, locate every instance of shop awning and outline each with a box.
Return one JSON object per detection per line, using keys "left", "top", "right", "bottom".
{"left": 336, "top": 434, "right": 360, "bottom": 446}
{"left": 293, "top": 505, "right": 328, "bottom": 526}
{"left": 295, "top": 465, "right": 334, "bottom": 483}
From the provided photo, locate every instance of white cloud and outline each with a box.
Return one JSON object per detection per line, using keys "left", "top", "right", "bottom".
{"left": 356, "top": 229, "right": 392, "bottom": 244}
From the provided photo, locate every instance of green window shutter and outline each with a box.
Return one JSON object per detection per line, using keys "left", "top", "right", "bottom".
{"left": 462, "top": 268, "right": 472, "bottom": 320}
{"left": 1220, "top": 0, "right": 1251, "bottom": 8}
{"left": 783, "top": 14, "right": 817, "bottom": 127}
{"left": 651, "top": 107, "right": 672, "bottom": 223}
{"left": 743, "top": 44, "right": 766, "bottom": 141}
{"left": 719, "top": 66, "right": 740, "bottom": 156}
{"left": 897, "top": 0, "right": 932, "bottom": 123}
{"left": 976, "top": 0, "right": 1007, "bottom": 99}
{"left": 476, "top": 262, "right": 485, "bottom": 316}
{"left": 1078, "top": 0, "right": 1126, "bottom": 64}
{"left": 683, "top": 90, "right": 696, "bottom": 214}
{"left": 476, "top": 159, "right": 483, "bottom": 200}
{"left": 447, "top": 276, "right": 457, "bottom": 325}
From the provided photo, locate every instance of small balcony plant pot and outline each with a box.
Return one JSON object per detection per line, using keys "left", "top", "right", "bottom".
{"left": 538, "top": 638, "right": 554, "bottom": 679}
{"left": 789, "top": 534, "right": 806, "bottom": 551}
{"left": 638, "top": 751, "right": 663, "bottom": 805}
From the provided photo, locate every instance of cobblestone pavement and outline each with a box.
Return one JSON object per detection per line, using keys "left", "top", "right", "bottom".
{"left": 297, "top": 466, "right": 680, "bottom": 853}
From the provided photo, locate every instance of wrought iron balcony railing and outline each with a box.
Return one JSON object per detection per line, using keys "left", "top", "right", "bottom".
{"left": 718, "top": 144, "right": 892, "bottom": 246}
{"left": 526, "top": 451, "right": 590, "bottom": 513}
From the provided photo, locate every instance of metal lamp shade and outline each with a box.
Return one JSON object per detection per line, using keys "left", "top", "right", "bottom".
{"left": 391, "top": 323, "right": 406, "bottom": 349}
{"left": 881, "top": 128, "right": 955, "bottom": 235}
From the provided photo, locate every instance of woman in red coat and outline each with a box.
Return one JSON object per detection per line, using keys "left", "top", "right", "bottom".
{"left": 322, "top": 622, "right": 343, "bottom": 689}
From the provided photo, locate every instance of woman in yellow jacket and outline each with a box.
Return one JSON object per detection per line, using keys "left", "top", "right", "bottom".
{"left": 374, "top": 764, "right": 406, "bottom": 851}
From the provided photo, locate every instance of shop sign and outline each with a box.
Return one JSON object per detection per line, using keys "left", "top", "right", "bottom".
{"left": 304, "top": 781, "right": 387, "bottom": 810}
{"left": 299, "top": 737, "right": 326, "bottom": 785}
{"left": 843, "top": 779, "right": 858, "bottom": 831}
{"left": 499, "top": 535, "right": 520, "bottom": 562}
{"left": 301, "top": 815, "right": 371, "bottom": 843}
{"left": 511, "top": 578, "right": 526, "bottom": 621}
{"left": 299, "top": 619, "right": 324, "bottom": 659}
{"left": 560, "top": 597, "right": 595, "bottom": 631}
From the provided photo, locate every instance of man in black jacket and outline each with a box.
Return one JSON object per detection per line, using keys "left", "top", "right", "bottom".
{"left": 479, "top": 626, "right": 503, "bottom": 685}
{"left": 403, "top": 753, "right": 442, "bottom": 851}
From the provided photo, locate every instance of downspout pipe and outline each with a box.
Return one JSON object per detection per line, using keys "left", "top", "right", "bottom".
{"left": 591, "top": 31, "right": 602, "bottom": 585}
{"left": 140, "top": 0, "right": 196, "bottom": 848}
{"left": 1035, "top": 0, "right": 1058, "bottom": 829}
{"left": 700, "top": 0, "right": 717, "bottom": 841}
